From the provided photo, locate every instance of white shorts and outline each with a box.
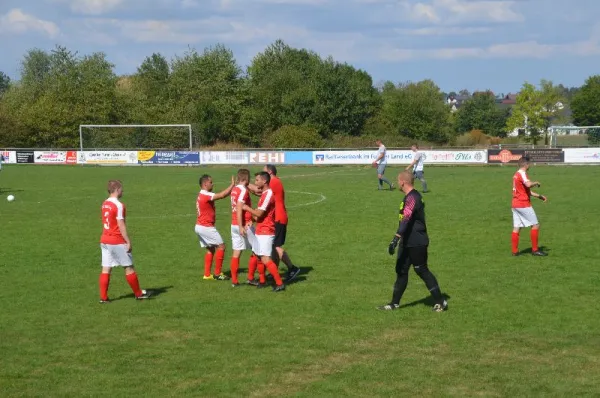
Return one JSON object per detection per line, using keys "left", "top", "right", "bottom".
{"left": 252, "top": 234, "right": 274, "bottom": 257}
{"left": 512, "top": 207, "right": 539, "bottom": 228}
{"left": 231, "top": 225, "right": 256, "bottom": 251}
{"left": 101, "top": 243, "right": 133, "bottom": 267}
{"left": 195, "top": 225, "right": 224, "bottom": 247}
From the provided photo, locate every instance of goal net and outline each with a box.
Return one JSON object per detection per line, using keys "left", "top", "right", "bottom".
{"left": 548, "top": 125, "right": 599, "bottom": 147}
{"left": 79, "top": 124, "right": 193, "bottom": 150}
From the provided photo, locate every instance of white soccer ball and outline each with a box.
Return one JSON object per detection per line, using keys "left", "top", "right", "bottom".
{"left": 7, "top": 195, "right": 14, "bottom": 202}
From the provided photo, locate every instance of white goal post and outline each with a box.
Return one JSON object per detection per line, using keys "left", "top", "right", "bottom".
{"left": 548, "top": 125, "right": 599, "bottom": 147}
{"left": 79, "top": 124, "right": 193, "bottom": 151}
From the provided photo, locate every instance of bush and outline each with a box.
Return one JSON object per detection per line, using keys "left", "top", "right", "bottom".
{"left": 454, "top": 130, "right": 492, "bottom": 147}
{"left": 587, "top": 128, "right": 600, "bottom": 145}
{"left": 265, "top": 125, "right": 324, "bottom": 149}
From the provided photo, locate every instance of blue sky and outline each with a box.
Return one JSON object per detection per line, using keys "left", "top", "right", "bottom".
{"left": 1, "top": 0, "right": 599, "bottom": 94}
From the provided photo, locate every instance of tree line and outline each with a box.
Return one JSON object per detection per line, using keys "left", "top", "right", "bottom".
{"left": 1, "top": 40, "right": 599, "bottom": 149}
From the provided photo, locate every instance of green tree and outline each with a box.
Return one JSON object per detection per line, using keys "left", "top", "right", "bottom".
{"left": 455, "top": 91, "right": 510, "bottom": 136}
{"left": 506, "top": 81, "right": 565, "bottom": 145}
{"left": 379, "top": 79, "right": 452, "bottom": 143}
{"left": 571, "top": 75, "right": 600, "bottom": 126}
{"left": 0, "top": 72, "right": 10, "bottom": 97}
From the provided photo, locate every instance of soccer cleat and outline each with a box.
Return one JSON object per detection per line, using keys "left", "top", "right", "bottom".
{"left": 512, "top": 252, "right": 519, "bottom": 257}
{"left": 377, "top": 303, "right": 399, "bottom": 311}
{"left": 203, "top": 275, "right": 216, "bottom": 281}
{"left": 389, "top": 184, "right": 395, "bottom": 191}
{"left": 99, "top": 299, "right": 110, "bottom": 304}
{"left": 231, "top": 283, "right": 240, "bottom": 288}
{"left": 532, "top": 250, "right": 548, "bottom": 257}
{"left": 136, "top": 290, "right": 152, "bottom": 300}
{"left": 272, "top": 284, "right": 286, "bottom": 292}
{"left": 247, "top": 279, "right": 259, "bottom": 286}
{"left": 432, "top": 300, "right": 448, "bottom": 312}
{"left": 214, "top": 273, "right": 231, "bottom": 281}
{"left": 257, "top": 282, "right": 268, "bottom": 289}
{"left": 286, "top": 266, "right": 301, "bottom": 282}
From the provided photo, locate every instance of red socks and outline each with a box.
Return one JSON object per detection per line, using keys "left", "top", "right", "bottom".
{"left": 215, "top": 248, "right": 225, "bottom": 275}
{"left": 511, "top": 232, "right": 519, "bottom": 254}
{"left": 126, "top": 272, "right": 143, "bottom": 297}
{"left": 99, "top": 273, "right": 110, "bottom": 301}
{"left": 204, "top": 252, "right": 214, "bottom": 277}
{"left": 531, "top": 229, "right": 539, "bottom": 252}
{"left": 230, "top": 257, "right": 240, "bottom": 284}
{"left": 265, "top": 261, "right": 283, "bottom": 286}
{"left": 258, "top": 260, "right": 266, "bottom": 284}
{"left": 248, "top": 255, "right": 257, "bottom": 281}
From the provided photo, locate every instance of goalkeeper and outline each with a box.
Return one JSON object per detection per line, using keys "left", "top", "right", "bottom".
{"left": 378, "top": 171, "right": 447, "bottom": 312}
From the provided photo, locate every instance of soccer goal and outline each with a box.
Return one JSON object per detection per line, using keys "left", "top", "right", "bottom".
{"left": 548, "top": 125, "right": 599, "bottom": 147}
{"left": 79, "top": 124, "right": 193, "bottom": 151}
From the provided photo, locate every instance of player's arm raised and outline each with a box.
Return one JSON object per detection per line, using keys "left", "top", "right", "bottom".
{"left": 213, "top": 176, "right": 235, "bottom": 200}
{"left": 117, "top": 219, "right": 132, "bottom": 252}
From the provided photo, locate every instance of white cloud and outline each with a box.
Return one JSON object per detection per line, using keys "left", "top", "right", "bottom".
{"left": 53, "top": 0, "right": 124, "bottom": 15}
{"left": 0, "top": 8, "right": 59, "bottom": 38}
{"left": 401, "top": 0, "right": 523, "bottom": 24}
{"left": 396, "top": 26, "right": 491, "bottom": 35}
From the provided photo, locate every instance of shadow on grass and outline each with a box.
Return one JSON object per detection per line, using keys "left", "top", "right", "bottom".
{"left": 398, "top": 293, "right": 452, "bottom": 309}
{"left": 233, "top": 266, "right": 314, "bottom": 286}
{"left": 516, "top": 245, "right": 551, "bottom": 256}
{"left": 113, "top": 285, "right": 173, "bottom": 301}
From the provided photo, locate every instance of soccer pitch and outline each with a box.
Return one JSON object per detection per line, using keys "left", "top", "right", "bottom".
{"left": 1, "top": 165, "right": 599, "bottom": 396}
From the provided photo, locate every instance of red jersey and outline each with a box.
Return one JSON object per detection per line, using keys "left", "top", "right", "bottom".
{"left": 196, "top": 190, "right": 216, "bottom": 227}
{"left": 100, "top": 197, "right": 127, "bottom": 245}
{"left": 512, "top": 169, "right": 532, "bottom": 208}
{"left": 231, "top": 185, "right": 252, "bottom": 226}
{"left": 256, "top": 188, "right": 276, "bottom": 235}
{"left": 269, "top": 176, "right": 288, "bottom": 224}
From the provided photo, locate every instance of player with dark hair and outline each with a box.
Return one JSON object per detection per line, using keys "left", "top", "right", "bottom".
{"left": 242, "top": 171, "right": 285, "bottom": 292}
{"left": 378, "top": 171, "right": 447, "bottom": 312}
{"left": 372, "top": 139, "right": 393, "bottom": 191}
{"left": 406, "top": 143, "right": 428, "bottom": 193}
{"left": 511, "top": 157, "right": 547, "bottom": 256}
{"left": 263, "top": 164, "right": 301, "bottom": 281}
{"left": 195, "top": 174, "right": 235, "bottom": 280}
{"left": 99, "top": 180, "right": 151, "bottom": 303}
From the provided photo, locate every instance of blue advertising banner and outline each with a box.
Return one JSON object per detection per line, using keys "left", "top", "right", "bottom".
{"left": 138, "top": 151, "right": 199, "bottom": 165}
{"left": 281, "top": 151, "right": 313, "bottom": 165}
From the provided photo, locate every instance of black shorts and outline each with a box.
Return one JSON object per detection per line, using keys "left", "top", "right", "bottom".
{"left": 395, "top": 246, "right": 428, "bottom": 274}
{"left": 274, "top": 222, "right": 287, "bottom": 247}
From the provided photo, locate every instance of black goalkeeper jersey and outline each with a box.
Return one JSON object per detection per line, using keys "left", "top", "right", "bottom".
{"left": 397, "top": 189, "right": 429, "bottom": 248}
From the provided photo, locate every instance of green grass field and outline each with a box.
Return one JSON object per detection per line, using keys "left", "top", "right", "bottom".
{"left": 1, "top": 164, "right": 599, "bottom": 397}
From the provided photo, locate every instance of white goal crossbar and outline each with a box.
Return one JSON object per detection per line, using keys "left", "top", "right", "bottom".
{"left": 79, "top": 124, "right": 193, "bottom": 151}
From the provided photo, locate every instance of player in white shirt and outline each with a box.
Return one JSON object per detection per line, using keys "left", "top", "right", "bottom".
{"left": 406, "top": 144, "right": 428, "bottom": 193}
{"left": 372, "top": 139, "right": 394, "bottom": 191}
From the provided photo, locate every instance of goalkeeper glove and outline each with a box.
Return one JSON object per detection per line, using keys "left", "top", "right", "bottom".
{"left": 388, "top": 236, "right": 400, "bottom": 255}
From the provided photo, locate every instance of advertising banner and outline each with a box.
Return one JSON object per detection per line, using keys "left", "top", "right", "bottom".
{"left": 138, "top": 151, "right": 200, "bottom": 165}
{"left": 16, "top": 151, "right": 35, "bottom": 164}
{"left": 282, "top": 151, "right": 313, "bottom": 165}
{"left": 488, "top": 149, "right": 564, "bottom": 164}
{"left": 248, "top": 152, "right": 286, "bottom": 164}
{"left": 563, "top": 148, "right": 600, "bottom": 163}
{"left": 33, "top": 151, "right": 76, "bottom": 164}
{"left": 78, "top": 151, "right": 138, "bottom": 164}
{"left": 1, "top": 151, "right": 16, "bottom": 164}
{"left": 200, "top": 151, "right": 248, "bottom": 165}
{"left": 312, "top": 150, "right": 487, "bottom": 165}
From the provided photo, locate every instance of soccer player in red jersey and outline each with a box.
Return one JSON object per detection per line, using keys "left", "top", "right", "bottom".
{"left": 229, "top": 169, "right": 260, "bottom": 287}
{"left": 242, "top": 171, "right": 286, "bottom": 292}
{"left": 99, "top": 180, "right": 151, "bottom": 303}
{"left": 195, "top": 174, "right": 235, "bottom": 280}
{"left": 263, "top": 164, "right": 301, "bottom": 281}
{"left": 511, "top": 157, "right": 548, "bottom": 256}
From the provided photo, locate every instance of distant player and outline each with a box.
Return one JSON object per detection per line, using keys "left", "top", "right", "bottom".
{"left": 379, "top": 171, "right": 447, "bottom": 312}
{"left": 196, "top": 174, "right": 235, "bottom": 280}
{"left": 405, "top": 144, "right": 428, "bottom": 193}
{"left": 511, "top": 157, "right": 547, "bottom": 256}
{"left": 242, "top": 172, "right": 285, "bottom": 292}
{"left": 99, "top": 180, "right": 151, "bottom": 303}
{"left": 372, "top": 139, "right": 393, "bottom": 191}
{"left": 229, "top": 169, "right": 260, "bottom": 287}
{"left": 263, "top": 164, "right": 301, "bottom": 281}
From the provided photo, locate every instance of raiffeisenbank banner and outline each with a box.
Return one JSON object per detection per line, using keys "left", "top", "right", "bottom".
{"left": 311, "top": 150, "right": 487, "bottom": 164}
